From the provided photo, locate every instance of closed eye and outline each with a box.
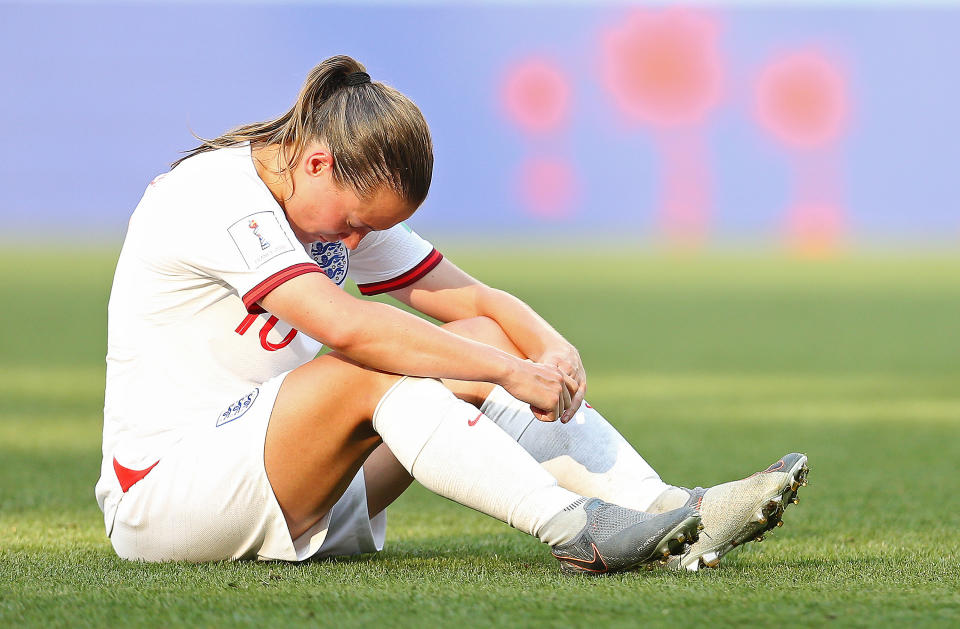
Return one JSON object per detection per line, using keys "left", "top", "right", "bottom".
{"left": 349, "top": 220, "right": 375, "bottom": 232}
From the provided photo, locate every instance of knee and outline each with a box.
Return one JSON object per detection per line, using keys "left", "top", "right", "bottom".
{"left": 285, "top": 353, "right": 400, "bottom": 421}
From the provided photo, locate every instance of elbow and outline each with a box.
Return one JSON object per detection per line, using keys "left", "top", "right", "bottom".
{"left": 319, "top": 323, "right": 361, "bottom": 354}
{"left": 475, "top": 285, "right": 515, "bottom": 317}
{"left": 301, "top": 305, "right": 363, "bottom": 352}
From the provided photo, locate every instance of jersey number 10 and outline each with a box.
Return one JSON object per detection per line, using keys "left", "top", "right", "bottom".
{"left": 235, "top": 314, "right": 298, "bottom": 351}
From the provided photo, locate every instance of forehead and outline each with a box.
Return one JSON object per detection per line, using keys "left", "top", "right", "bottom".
{"left": 351, "top": 187, "right": 417, "bottom": 230}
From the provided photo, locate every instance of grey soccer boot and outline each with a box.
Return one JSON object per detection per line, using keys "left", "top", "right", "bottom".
{"left": 550, "top": 498, "right": 703, "bottom": 574}
{"left": 648, "top": 452, "right": 809, "bottom": 571}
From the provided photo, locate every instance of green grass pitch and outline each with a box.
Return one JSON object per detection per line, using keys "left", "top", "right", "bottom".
{"left": 2, "top": 247, "right": 959, "bottom": 628}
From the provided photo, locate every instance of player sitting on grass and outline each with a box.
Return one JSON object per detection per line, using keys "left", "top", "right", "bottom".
{"left": 96, "top": 55, "right": 807, "bottom": 573}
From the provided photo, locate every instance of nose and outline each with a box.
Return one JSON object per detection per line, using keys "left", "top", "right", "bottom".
{"left": 341, "top": 230, "right": 368, "bottom": 250}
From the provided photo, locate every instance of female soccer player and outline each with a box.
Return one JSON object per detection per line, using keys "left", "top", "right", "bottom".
{"left": 96, "top": 55, "right": 806, "bottom": 573}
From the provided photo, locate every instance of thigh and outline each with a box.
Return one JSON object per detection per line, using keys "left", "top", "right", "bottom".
{"left": 263, "top": 351, "right": 400, "bottom": 540}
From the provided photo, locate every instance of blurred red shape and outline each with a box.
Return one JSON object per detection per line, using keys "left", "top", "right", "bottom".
{"left": 517, "top": 157, "right": 577, "bottom": 219}
{"left": 600, "top": 8, "right": 723, "bottom": 127}
{"left": 755, "top": 50, "right": 850, "bottom": 150}
{"left": 785, "top": 202, "right": 845, "bottom": 257}
{"left": 501, "top": 57, "right": 572, "bottom": 134}
{"left": 659, "top": 130, "right": 711, "bottom": 248}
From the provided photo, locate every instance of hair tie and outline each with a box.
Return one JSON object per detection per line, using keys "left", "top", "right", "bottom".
{"left": 344, "top": 71, "right": 371, "bottom": 87}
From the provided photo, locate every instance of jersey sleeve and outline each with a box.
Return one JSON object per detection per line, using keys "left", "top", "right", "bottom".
{"left": 138, "top": 147, "right": 326, "bottom": 316}
{"left": 182, "top": 203, "right": 323, "bottom": 314}
{"left": 348, "top": 223, "right": 443, "bottom": 296}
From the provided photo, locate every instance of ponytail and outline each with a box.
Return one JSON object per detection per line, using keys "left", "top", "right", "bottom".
{"left": 172, "top": 55, "right": 433, "bottom": 207}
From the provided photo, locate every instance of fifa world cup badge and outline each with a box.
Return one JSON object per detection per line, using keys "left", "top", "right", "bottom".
{"left": 248, "top": 219, "right": 270, "bottom": 250}
{"left": 228, "top": 211, "right": 294, "bottom": 269}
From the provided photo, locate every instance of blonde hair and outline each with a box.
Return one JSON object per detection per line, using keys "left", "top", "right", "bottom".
{"left": 172, "top": 55, "right": 433, "bottom": 206}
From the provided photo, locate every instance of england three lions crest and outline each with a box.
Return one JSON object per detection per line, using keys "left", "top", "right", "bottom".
{"left": 310, "top": 241, "right": 349, "bottom": 286}
{"left": 217, "top": 388, "right": 259, "bottom": 427}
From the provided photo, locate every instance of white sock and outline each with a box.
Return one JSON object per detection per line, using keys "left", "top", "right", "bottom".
{"left": 480, "top": 385, "right": 668, "bottom": 511}
{"left": 372, "top": 377, "right": 583, "bottom": 545}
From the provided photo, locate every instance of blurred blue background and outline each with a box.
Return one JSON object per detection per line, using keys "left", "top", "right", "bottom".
{"left": 1, "top": 1, "right": 957, "bottom": 249}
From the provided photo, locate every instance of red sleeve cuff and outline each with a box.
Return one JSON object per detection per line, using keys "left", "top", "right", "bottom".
{"left": 242, "top": 263, "right": 324, "bottom": 313}
{"left": 357, "top": 249, "right": 444, "bottom": 296}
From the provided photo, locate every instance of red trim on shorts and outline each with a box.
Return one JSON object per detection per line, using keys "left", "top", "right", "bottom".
{"left": 113, "top": 457, "right": 159, "bottom": 493}
{"left": 356, "top": 249, "right": 444, "bottom": 296}
{"left": 242, "top": 263, "right": 324, "bottom": 313}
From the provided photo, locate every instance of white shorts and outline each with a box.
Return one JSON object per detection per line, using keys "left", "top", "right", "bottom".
{"left": 108, "top": 371, "right": 386, "bottom": 562}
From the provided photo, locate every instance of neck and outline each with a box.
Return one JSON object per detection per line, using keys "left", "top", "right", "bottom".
{"left": 251, "top": 143, "right": 291, "bottom": 210}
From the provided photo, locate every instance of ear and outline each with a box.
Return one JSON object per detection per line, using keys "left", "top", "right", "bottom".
{"left": 303, "top": 151, "right": 334, "bottom": 177}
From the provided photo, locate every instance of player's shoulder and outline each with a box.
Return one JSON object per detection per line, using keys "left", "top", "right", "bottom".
{"left": 353, "top": 222, "right": 418, "bottom": 252}
{"left": 127, "top": 144, "right": 286, "bottom": 259}
{"left": 140, "top": 144, "right": 271, "bottom": 223}
{"left": 347, "top": 221, "right": 436, "bottom": 287}
{"left": 161, "top": 144, "right": 257, "bottom": 196}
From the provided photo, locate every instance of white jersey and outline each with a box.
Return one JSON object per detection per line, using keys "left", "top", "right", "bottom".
{"left": 96, "top": 144, "right": 442, "bottom": 532}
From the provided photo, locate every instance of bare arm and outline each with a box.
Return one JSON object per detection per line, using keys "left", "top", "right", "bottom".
{"left": 260, "top": 271, "right": 571, "bottom": 420}
{"left": 386, "top": 258, "right": 587, "bottom": 422}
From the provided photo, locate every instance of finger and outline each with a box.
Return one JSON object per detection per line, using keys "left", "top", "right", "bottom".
{"left": 568, "top": 379, "right": 586, "bottom": 422}
{"left": 572, "top": 366, "right": 586, "bottom": 400}
{"left": 553, "top": 366, "right": 570, "bottom": 419}
{"left": 530, "top": 405, "right": 557, "bottom": 423}
{"left": 573, "top": 363, "right": 584, "bottom": 381}
{"left": 559, "top": 372, "right": 579, "bottom": 423}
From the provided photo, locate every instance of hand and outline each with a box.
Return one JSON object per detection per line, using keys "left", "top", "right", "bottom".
{"left": 537, "top": 342, "right": 586, "bottom": 423}
{"left": 500, "top": 359, "right": 579, "bottom": 423}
